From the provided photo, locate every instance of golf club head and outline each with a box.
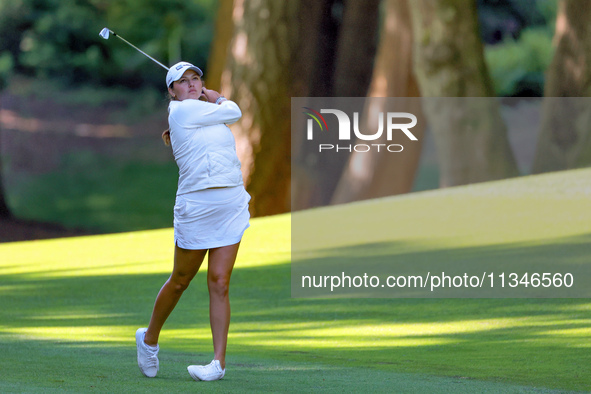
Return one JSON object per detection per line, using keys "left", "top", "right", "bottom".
{"left": 99, "top": 28, "right": 111, "bottom": 40}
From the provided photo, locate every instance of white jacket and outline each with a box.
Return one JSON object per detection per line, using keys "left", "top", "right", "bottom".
{"left": 168, "top": 99, "right": 243, "bottom": 195}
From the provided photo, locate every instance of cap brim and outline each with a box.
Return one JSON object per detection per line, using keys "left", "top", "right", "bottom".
{"left": 187, "top": 66, "right": 203, "bottom": 76}
{"left": 166, "top": 62, "right": 204, "bottom": 87}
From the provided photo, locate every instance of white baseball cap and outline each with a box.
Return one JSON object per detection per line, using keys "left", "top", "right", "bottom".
{"left": 166, "top": 61, "right": 203, "bottom": 87}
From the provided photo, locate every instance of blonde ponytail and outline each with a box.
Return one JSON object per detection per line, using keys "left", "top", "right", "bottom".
{"left": 162, "top": 129, "right": 171, "bottom": 146}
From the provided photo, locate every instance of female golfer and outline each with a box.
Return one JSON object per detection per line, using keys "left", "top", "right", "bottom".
{"left": 135, "top": 61, "right": 249, "bottom": 382}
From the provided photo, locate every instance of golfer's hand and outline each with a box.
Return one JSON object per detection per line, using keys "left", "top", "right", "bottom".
{"left": 202, "top": 88, "right": 222, "bottom": 103}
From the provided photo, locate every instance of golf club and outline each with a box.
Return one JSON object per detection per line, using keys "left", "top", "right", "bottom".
{"left": 99, "top": 27, "right": 169, "bottom": 71}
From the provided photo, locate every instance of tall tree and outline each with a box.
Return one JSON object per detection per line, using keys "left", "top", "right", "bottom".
{"left": 332, "top": 0, "right": 425, "bottom": 204}
{"left": 532, "top": 0, "right": 591, "bottom": 173}
{"left": 0, "top": 186, "right": 9, "bottom": 218}
{"left": 286, "top": 0, "right": 340, "bottom": 211}
{"left": 218, "top": 0, "right": 300, "bottom": 216}
{"left": 408, "top": 0, "right": 519, "bottom": 187}
{"left": 332, "top": 0, "right": 381, "bottom": 97}
{"left": 315, "top": 0, "right": 381, "bottom": 206}
{"left": 291, "top": 0, "right": 381, "bottom": 210}
{"left": 218, "top": 0, "right": 379, "bottom": 215}
{"left": 206, "top": 0, "right": 235, "bottom": 92}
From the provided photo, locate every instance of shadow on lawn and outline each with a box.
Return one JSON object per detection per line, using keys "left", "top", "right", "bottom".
{"left": 292, "top": 232, "right": 591, "bottom": 298}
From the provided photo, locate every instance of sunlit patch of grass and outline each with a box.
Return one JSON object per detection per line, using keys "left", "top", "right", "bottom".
{"left": 1, "top": 325, "right": 133, "bottom": 343}
{"left": 0, "top": 213, "right": 290, "bottom": 278}
{"left": 293, "top": 168, "right": 591, "bottom": 254}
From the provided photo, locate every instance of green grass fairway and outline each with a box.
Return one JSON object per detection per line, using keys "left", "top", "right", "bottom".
{"left": 7, "top": 151, "right": 179, "bottom": 233}
{"left": 1, "top": 170, "right": 590, "bottom": 392}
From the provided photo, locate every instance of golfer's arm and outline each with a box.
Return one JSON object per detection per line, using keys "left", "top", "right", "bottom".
{"left": 172, "top": 100, "right": 242, "bottom": 127}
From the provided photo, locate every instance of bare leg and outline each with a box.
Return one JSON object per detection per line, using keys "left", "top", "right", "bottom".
{"left": 207, "top": 242, "right": 241, "bottom": 369}
{"left": 144, "top": 244, "right": 207, "bottom": 346}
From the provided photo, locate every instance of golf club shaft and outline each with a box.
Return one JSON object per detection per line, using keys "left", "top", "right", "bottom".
{"left": 111, "top": 32, "right": 169, "bottom": 71}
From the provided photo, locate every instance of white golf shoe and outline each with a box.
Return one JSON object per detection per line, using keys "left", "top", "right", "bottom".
{"left": 135, "top": 328, "right": 159, "bottom": 377}
{"left": 187, "top": 359, "right": 225, "bottom": 381}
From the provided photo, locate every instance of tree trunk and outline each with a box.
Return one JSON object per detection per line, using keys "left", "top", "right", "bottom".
{"left": 206, "top": 0, "right": 235, "bottom": 92}
{"left": 332, "top": 0, "right": 380, "bottom": 97}
{"left": 291, "top": 0, "right": 381, "bottom": 210}
{"left": 287, "top": 0, "right": 337, "bottom": 211}
{"left": 312, "top": 0, "right": 381, "bottom": 206}
{"left": 0, "top": 130, "right": 11, "bottom": 219}
{"left": 219, "top": 0, "right": 380, "bottom": 214}
{"left": 409, "top": 0, "right": 519, "bottom": 187}
{"left": 219, "top": 0, "right": 303, "bottom": 216}
{"left": 332, "top": 0, "right": 424, "bottom": 204}
{"left": 0, "top": 182, "right": 9, "bottom": 218}
{"left": 532, "top": 0, "right": 591, "bottom": 173}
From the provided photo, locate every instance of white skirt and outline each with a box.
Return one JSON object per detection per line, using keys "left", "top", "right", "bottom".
{"left": 173, "top": 186, "right": 251, "bottom": 250}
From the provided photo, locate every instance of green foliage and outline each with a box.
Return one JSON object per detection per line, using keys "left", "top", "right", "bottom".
{"left": 485, "top": 28, "right": 554, "bottom": 96}
{"left": 536, "top": 0, "right": 559, "bottom": 28}
{"left": 478, "top": 0, "right": 557, "bottom": 43}
{"left": 0, "top": 0, "right": 32, "bottom": 87}
{"left": 0, "top": 51, "right": 14, "bottom": 89}
{"left": 18, "top": 0, "right": 102, "bottom": 83}
{"left": 0, "top": 0, "right": 217, "bottom": 89}
{"left": 479, "top": 0, "right": 557, "bottom": 97}
{"left": 103, "top": 0, "right": 217, "bottom": 88}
